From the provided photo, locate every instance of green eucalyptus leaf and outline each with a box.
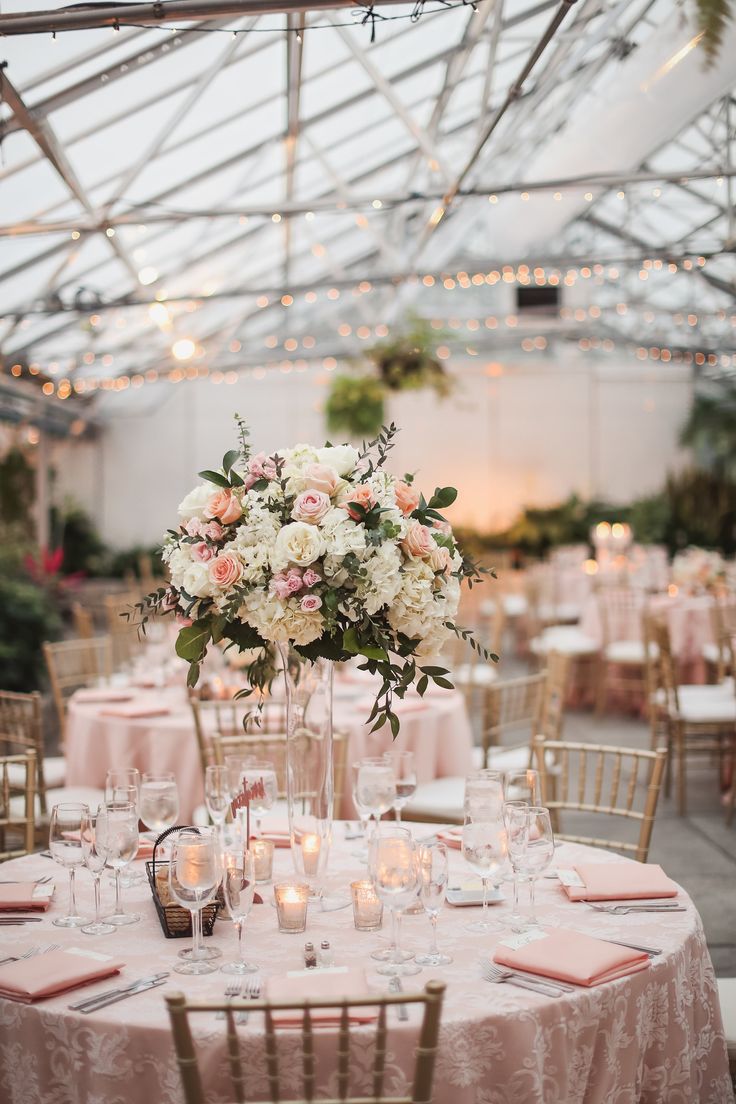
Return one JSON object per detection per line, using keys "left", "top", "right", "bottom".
{"left": 176, "top": 623, "right": 211, "bottom": 662}
{"left": 198, "top": 469, "right": 231, "bottom": 488}
{"left": 222, "top": 449, "right": 239, "bottom": 474}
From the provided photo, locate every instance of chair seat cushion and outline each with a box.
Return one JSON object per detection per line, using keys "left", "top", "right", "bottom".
{"left": 717, "top": 978, "right": 736, "bottom": 1056}
{"left": 702, "top": 642, "right": 730, "bottom": 665}
{"left": 6, "top": 755, "right": 66, "bottom": 790}
{"left": 674, "top": 692, "right": 736, "bottom": 724}
{"left": 538, "top": 603, "right": 581, "bottom": 624}
{"left": 530, "top": 627, "right": 599, "bottom": 657}
{"left": 604, "top": 641, "right": 658, "bottom": 664}
{"left": 452, "top": 663, "right": 497, "bottom": 688}
{"left": 404, "top": 777, "right": 465, "bottom": 821}
{"left": 503, "top": 595, "right": 528, "bottom": 618}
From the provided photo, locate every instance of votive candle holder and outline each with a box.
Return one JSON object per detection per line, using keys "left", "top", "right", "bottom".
{"left": 274, "top": 882, "right": 309, "bottom": 933}
{"left": 350, "top": 880, "right": 383, "bottom": 931}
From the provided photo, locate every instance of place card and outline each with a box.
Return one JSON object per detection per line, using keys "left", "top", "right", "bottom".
{"left": 556, "top": 868, "right": 585, "bottom": 887}
{"left": 498, "top": 929, "right": 550, "bottom": 951}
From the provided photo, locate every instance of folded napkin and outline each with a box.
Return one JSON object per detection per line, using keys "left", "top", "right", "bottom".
{"left": 0, "top": 947, "right": 123, "bottom": 1003}
{"left": 259, "top": 823, "right": 291, "bottom": 849}
{"left": 0, "top": 882, "right": 54, "bottom": 911}
{"left": 266, "top": 967, "right": 378, "bottom": 1025}
{"left": 100, "top": 702, "right": 170, "bottom": 719}
{"left": 74, "top": 689, "right": 134, "bottom": 704}
{"left": 437, "top": 827, "right": 463, "bottom": 850}
{"left": 559, "top": 861, "right": 678, "bottom": 902}
{"left": 65, "top": 830, "right": 154, "bottom": 862}
{"left": 494, "top": 928, "right": 650, "bottom": 987}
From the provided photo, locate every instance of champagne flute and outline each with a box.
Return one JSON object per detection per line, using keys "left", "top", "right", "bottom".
{"left": 49, "top": 802, "right": 89, "bottom": 928}
{"left": 221, "top": 846, "right": 257, "bottom": 974}
{"left": 169, "top": 828, "right": 221, "bottom": 975}
{"left": 240, "top": 761, "right": 277, "bottom": 838}
{"left": 461, "top": 812, "right": 507, "bottom": 933}
{"left": 105, "top": 768, "right": 142, "bottom": 886}
{"left": 80, "top": 808, "right": 115, "bottom": 935}
{"left": 515, "top": 806, "right": 555, "bottom": 927}
{"left": 139, "top": 772, "right": 179, "bottom": 834}
{"left": 383, "top": 750, "right": 417, "bottom": 824}
{"left": 415, "top": 843, "right": 452, "bottom": 966}
{"left": 205, "top": 765, "right": 231, "bottom": 839}
{"left": 350, "top": 763, "right": 373, "bottom": 858}
{"left": 464, "top": 770, "right": 505, "bottom": 819}
{"left": 504, "top": 801, "right": 531, "bottom": 932}
{"left": 504, "top": 768, "right": 541, "bottom": 804}
{"left": 355, "top": 758, "right": 396, "bottom": 836}
{"left": 97, "top": 801, "right": 141, "bottom": 926}
{"left": 369, "top": 828, "right": 421, "bottom": 977}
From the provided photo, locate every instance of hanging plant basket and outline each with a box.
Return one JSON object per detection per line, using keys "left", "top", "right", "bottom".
{"left": 367, "top": 316, "right": 453, "bottom": 398}
{"left": 325, "top": 374, "right": 386, "bottom": 439}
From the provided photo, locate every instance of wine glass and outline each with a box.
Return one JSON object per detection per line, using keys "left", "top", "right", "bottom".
{"left": 105, "top": 768, "right": 142, "bottom": 886}
{"left": 96, "top": 801, "right": 141, "bottom": 926}
{"left": 350, "top": 763, "right": 373, "bottom": 858}
{"left": 139, "top": 772, "right": 179, "bottom": 834}
{"left": 464, "top": 770, "right": 504, "bottom": 818}
{"left": 514, "top": 806, "right": 555, "bottom": 927}
{"left": 504, "top": 768, "right": 541, "bottom": 804}
{"left": 415, "top": 843, "right": 452, "bottom": 966}
{"left": 168, "top": 828, "right": 221, "bottom": 975}
{"left": 80, "top": 807, "right": 115, "bottom": 935}
{"left": 461, "top": 811, "right": 507, "bottom": 933}
{"left": 504, "top": 801, "right": 531, "bottom": 932}
{"left": 221, "top": 846, "right": 257, "bottom": 975}
{"left": 383, "top": 750, "right": 417, "bottom": 824}
{"left": 241, "top": 761, "right": 278, "bottom": 837}
{"left": 205, "top": 765, "right": 231, "bottom": 839}
{"left": 355, "top": 758, "right": 396, "bottom": 835}
{"left": 49, "top": 802, "right": 89, "bottom": 928}
{"left": 368, "top": 827, "right": 421, "bottom": 977}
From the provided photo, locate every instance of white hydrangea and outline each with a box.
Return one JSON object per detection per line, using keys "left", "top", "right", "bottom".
{"left": 240, "top": 591, "right": 323, "bottom": 646}
{"left": 359, "top": 542, "right": 402, "bottom": 614}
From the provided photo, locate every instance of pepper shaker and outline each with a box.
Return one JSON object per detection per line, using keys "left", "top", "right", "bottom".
{"left": 304, "top": 941, "right": 317, "bottom": 969}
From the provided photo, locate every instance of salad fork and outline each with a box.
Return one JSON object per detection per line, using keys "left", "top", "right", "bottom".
{"left": 216, "top": 978, "right": 242, "bottom": 1020}
{"left": 236, "top": 975, "right": 261, "bottom": 1024}
{"left": 482, "top": 963, "right": 566, "bottom": 997}
{"left": 0, "top": 942, "right": 59, "bottom": 966}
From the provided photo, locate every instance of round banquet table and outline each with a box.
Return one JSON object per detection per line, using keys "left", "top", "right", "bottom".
{"left": 0, "top": 833, "right": 731, "bottom": 1104}
{"left": 64, "top": 684, "right": 474, "bottom": 821}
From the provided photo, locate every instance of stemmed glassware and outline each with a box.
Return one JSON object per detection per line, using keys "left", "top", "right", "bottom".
{"left": 80, "top": 807, "right": 115, "bottom": 935}
{"left": 355, "top": 758, "right": 396, "bottom": 837}
{"left": 461, "top": 810, "right": 507, "bottom": 933}
{"left": 504, "top": 801, "right": 531, "bottom": 932}
{"left": 224, "top": 757, "right": 278, "bottom": 839}
{"left": 513, "top": 806, "right": 555, "bottom": 928}
{"left": 168, "top": 828, "right": 222, "bottom": 975}
{"left": 105, "top": 768, "right": 142, "bottom": 886}
{"left": 96, "top": 801, "right": 141, "bottom": 926}
{"left": 350, "top": 764, "right": 374, "bottom": 858}
{"left": 368, "top": 827, "right": 421, "bottom": 977}
{"left": 139, "top": 772, "right": 180, "bottom": 834}
{"left": 464, "top": 770, "right": 505, "bottom": 818}
{"left": 205, "top": 765, "right": 231, "bottom": 840}
{"left": 383, "top": 750, "right": 417, "bottom": 824}
{"left": 504, "top": 769, "right": 541, "bottom": 805}
{"left": 415, "top": 843, "right": 452, "bottom": 967}
{"left": 49, "top": 802, "right": 89, "bottom": 928}
{"left": 221, "top": 846, "right": 257, "bottom": 975}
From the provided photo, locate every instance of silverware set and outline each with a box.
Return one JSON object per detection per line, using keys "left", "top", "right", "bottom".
{"left": 0, "top": 875, "right": 53, "bottom": 885}
{"left": 69, "top": 972, "right": 170, "bottom": 1013}
{"left": 587, "top": 902, "right": 686, "bottom": 915}
{"left": 481, "top": 963, "right": 573, "bottom": 997}
{"left": 0, "top": 943, "right": 60, "bottom": 966}
{"left": 215, "top": 976, "right": 262, "bottom": 1024}
{"left": 0, "top": 916, "right": 44, "bottom": 925}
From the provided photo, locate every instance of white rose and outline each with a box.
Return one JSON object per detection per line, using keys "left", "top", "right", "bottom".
{"left": 316, "top": 444, "right": 359, "bottom": 476}
{"left": 180, "top": 560, "right": 216, "bottom": 599}
{"left": 273, "top": 522, "right": 324, "bottom": 569}
{"left": 177, "top": 484, "right": 213, "bottom": 521}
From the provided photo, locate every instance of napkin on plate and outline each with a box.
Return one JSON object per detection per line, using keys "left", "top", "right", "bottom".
{"left": 0, "top": 947, "right": 123, "bottom": 1003}
{"left": 436, "top": 827, "right": 463, "bottom": 850}
{"left": 74, "top": 689, "right": 135, "bottom": 704}
{"left": 0, "top": 882, "right": 55, "bottom": 911}
{"left": 558, "top": 861, "right": 678, "bottom": 902}
{"left": 493, "top": 928, "right": 650, "bottom": 987}
{"left": 266, "top": 967, "right": 378, "bottom": 1025}
{"left": 99, "top": 701, "right": 170, "bottom": 719}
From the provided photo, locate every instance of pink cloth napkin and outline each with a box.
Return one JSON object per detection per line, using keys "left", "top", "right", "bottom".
{"left": 561, "top": 861, "right": 678, "bottom": 902}
{"left": 266, "top": 968, "right": 378, "bottom": 1025}
{"left": 494, "top": 928, "right": 650, "bottom": 987}
{"left": 99, "top": 702, "right": 170, "bottom": 719}
{"left": 74, "top": 689, "right": 134, "bottom": 704}
{"left": 437, "top": 827, "right": 463, "bottom": 850}
{"left": 0, "top": 883, "right": 54, "bottom": 911}
{"left": 0, "top": 948, "right": 123, "bottom": 1002}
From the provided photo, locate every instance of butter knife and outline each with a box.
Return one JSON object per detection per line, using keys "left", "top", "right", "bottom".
{"left": 389, "top": 976, "right": 409, "bottom": 1021}
{"left": 79, "top": 976, "right": 169, "bottom": 1013}
{"left": 70, "top": 972, "right": 169, "bottom": 1011}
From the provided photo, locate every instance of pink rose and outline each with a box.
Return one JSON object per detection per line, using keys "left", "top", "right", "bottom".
{"left": 291, "top": 489, "right": 331, "bottom": 525}
{"left": 303, "top": 568, "right": 321, "bottom": 588}
{"left": 192, "top": 542, "right": 214, "bottom": 563}
{"left": 202, "top": 521, "right": 224, "bottom": 541}
{"left": 245, "top": 451, "right": 279, "bottom": 489}
{"left": 204, "top": 489, "right": 242, "bottom": 525}
{"left": 271, "top": 575, "right": 291, "bottom": 600}
{"left": 208, "top": 553, "right": 243, "bottom": 588}
{"left": 433, "top": 518, "right": 452, "bottom": 536}
{"left": 302, "top": 462, "right": 340, "bottom": 496}
{"left": 300, "top": 594, "right": 322, "bottom": 612}
{"left": 185, "top": 517, "right": 202, "bottom": 537}
{"left": 162, "top": 588, "right": 179, "bottom": 612}
{"left": 286, "top": 570, "right": 303, "bottom": 594}
{"left": 402, "top": 521, "right": 435, "bottom": 559}
{"left": 394, "top": 480, "right": 420, "bottom": 516}
{"left": 341, "top": 484, "right": 376, "bottom": 521}
{"left": 429, "top": 543, "right": 452, "bottom": 574}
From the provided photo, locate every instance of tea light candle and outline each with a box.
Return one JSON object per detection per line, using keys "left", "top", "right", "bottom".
{"left": 300, "top": 833, "right": 321, "bottom": 876}
{"left": 350, "top": 879, "right": 383, "bottom": 931}
{"left": 274, "top": 882, "right": 309, "bottom": 933}
{"left": 251, "top": 838, "right": 274, "bottom": 883}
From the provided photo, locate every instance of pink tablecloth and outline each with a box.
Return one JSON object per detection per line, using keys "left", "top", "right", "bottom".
{"left": 64, "top": 683, "right": 473, "bottom": 821}
{"left": 0, "top": 838, "right": 730, "bottom": 1103}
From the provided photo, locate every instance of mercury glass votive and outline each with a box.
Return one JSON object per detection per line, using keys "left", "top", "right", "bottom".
{"left": 274, "top": 882, "right": 309, "bottom": 933}
{"left": 251, "top": 838, "right": 274, "bottom": 883}
{"left": 350, "top": 879, "right": 384, "bottom": 931}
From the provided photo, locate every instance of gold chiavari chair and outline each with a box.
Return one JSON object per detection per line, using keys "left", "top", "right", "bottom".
{"left": 105, "top": 592, "right": 144, "bottom": 667}
{"left": 650, "top": 618, "right": 736, "bottom": 816}
{"left": 704, "top": 597, "right": 736, "bottom": 683}
{"left": 189, "top": 697, "right": 288, "bottom": 776}
{"left": 0, "top": 689, "right": 58, "bottom": 820}
{"left": 43, "top": 636, "right": 113, "bottom": 745}
{"left": 165, "top": 980, "right": 446, "bottom": 1104}
{"left": 533, "top": 735, "right": 667, "bottom": 863}
{"left": 71, "top": 603, "right": 95, "bottom": 639}
{"left": 0, "top": 750, "right": 36, "bottom": 861}
{"left": 595, "top": 586, "right": 654, "bottom": 715}
{"left": 210, "top": 728, "right": 349, "bottom": 820}
{"left": 481, "top": 670, "right": 548, "bottom": 762}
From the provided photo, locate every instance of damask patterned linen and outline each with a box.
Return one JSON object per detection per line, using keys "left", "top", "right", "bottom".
{"left": 0, "top": 836, "right": 731, "bottom": 1104}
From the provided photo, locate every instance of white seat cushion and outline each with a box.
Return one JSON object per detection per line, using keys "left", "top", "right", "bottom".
{"left": 486, "top": 746, "right": 532, "bottom": 773}
{"left": 471, "top": 746, "right": 485, "bottom": 770}
{"left": 11, "top": 785, "right": 105, "bottom": 821}
{"left": 530, "top": 627, "right": 598, "bottom": 657}
{"left": 6, "top": 755, "right": 66, "bottom": 790}
{"left": 653, "top": 680, "right": 735, "bottom": 709}
{"left": 604, "top": 640, "right": 658, "bottom": 664}
{"left": 404, "top": 777, "right": 464, "bottom": 820}
{"left": 537, "top": 603, "right": 581, "bottom": 624}
{"left": 702, "top": 642, "right": 729, "bottom": 665}
{"left": 717, "top": 978, "right": 736, "bottom": 1056}
{"left": 675, "top": 697, "right": 736, "bottom": 724}
{"left": 503, "top": 594, "right": 528, "bottom": 618}
{"left": 452, "top": 663, "right": 497, "bottom": 688}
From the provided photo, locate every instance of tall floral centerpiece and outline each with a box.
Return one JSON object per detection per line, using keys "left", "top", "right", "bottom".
{"left": 138, "top": 420, "right": 493, "bottom": 881}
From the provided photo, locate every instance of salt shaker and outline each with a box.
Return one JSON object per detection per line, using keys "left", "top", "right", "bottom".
{"left": 318, "top": 939, "right": 333, "bottom": 968}
{"left": 304, "top": 942, "right": 317, "bottom": 969}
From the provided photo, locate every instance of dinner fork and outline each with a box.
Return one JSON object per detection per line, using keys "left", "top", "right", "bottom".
{"left": 0, "top": 875, "right": 53, "bottom": 885}
{"left": 0, "top": 942, "right": 60, "bottom": 966}
{"left": 216, "top": 978, "right": 243, "bottom": 1020}
{"left": 237, "top": 975, "right": 261, "bottom": 1024}
{"left": 482, "top": 963, "right": 566, "bottom": 997}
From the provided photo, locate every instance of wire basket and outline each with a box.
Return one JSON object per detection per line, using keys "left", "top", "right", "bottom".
{"left": 145, "top": 824, "right": 223, "bottom": 939}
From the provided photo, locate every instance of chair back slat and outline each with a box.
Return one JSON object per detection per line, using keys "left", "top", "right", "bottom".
{"left": 609, "top": 751, "right": 622, "bottom": 810}
{"left": 0, "top": 750, "right": 36, "bottom": 860}
{"left": 225, "top": 1008, "right": 246, "bottom": 1104}
{"left": 264, "top": 1007, "right": 280, "bottom": 1103}
{"left": 372, "top": 1003, "right": 388, "bottom": 1101}
{"left": 336, "top": 1003, "right": 350, "bottom": 1102}
{"left": 593, "top": 749, "right": 604, "bottom": 807}
{"left": 577, "top": 747, "right": 587, "bottom": 806}
{"left": 303, "top": 1005, "right": 316, "bottom": 1102}
{"left": 482, "top": 671, "right": 547, "bottom": 755}
{"left": 190, "top": 698, "right": 288, "bottom": 776}
{"left": 43, "top": 637, "right": 113, "bottom": 744}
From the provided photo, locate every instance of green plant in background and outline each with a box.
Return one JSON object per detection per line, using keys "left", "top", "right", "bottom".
{"left": 367, "top": 315, "right": 453, "bottom": 398}
{"left": 694, "top": 0, "right": 733, "bottom": 63}
{"left": 662, "top": 468, "right": 736, "bottom": 555}
{"left": 51, "top": 502, "right": 109, "bottom": 576}
{"left": 680, "top": 381, "right": 736, "bottom": 482}
{"left": 0, "top": 447, "right": 35, "bottom": 527}
{"left": 0, "top": 574, "right": 62, "bottom": 692}
{"left": 325, "top": 374, "right": 386, "bottom": 439}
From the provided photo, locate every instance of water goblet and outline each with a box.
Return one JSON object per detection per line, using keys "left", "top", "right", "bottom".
{"left": 49, "top": 802, "right": 89, "bottom": 928}
{"left": 97, "top": 801, "right": 141, "bottom": 926}
{"left": 461, "top": 812, "right": 507, "bottom": 933}
{"left": 383, "top": 750, "right": 417, "bottom": 824}
{"left": 515, "top": 806, "right": 555, "bottom": 927}
{"left": 464, "top": 769, "right": 505, "bottom": 819}
{"left": 221, "top": 846, "right": 257, "bottom": 974}
{"left": 105, "top": 768, "right": 143, "bottom": 886}
{"left": 350, "top": 763, "right": 373, "bottom": 859}
{"left": 355, "top": 758, "right": 396, "bottom": 836}
{"left": 205, "top": 765, "right": 231, "bottom": 840}
{"left": 415, "top": 843, "right": 452, "bottom": 966}
{"left": 504, "top": 768, "right": 541, "bottom": 805}
{"left": 169, "top": 828, "right": 221, "bottom": 975}
{"left": 504, "top": 801, "right": 531, "bottom": 931}
{"left": 139, "top": 772, "right": 179, "bottom": 834}
{"left": 369, "top": 827, "right": 421, "bottom": 977}
{"left": 80, "top": 807, "right": 115, "bottom": 935}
